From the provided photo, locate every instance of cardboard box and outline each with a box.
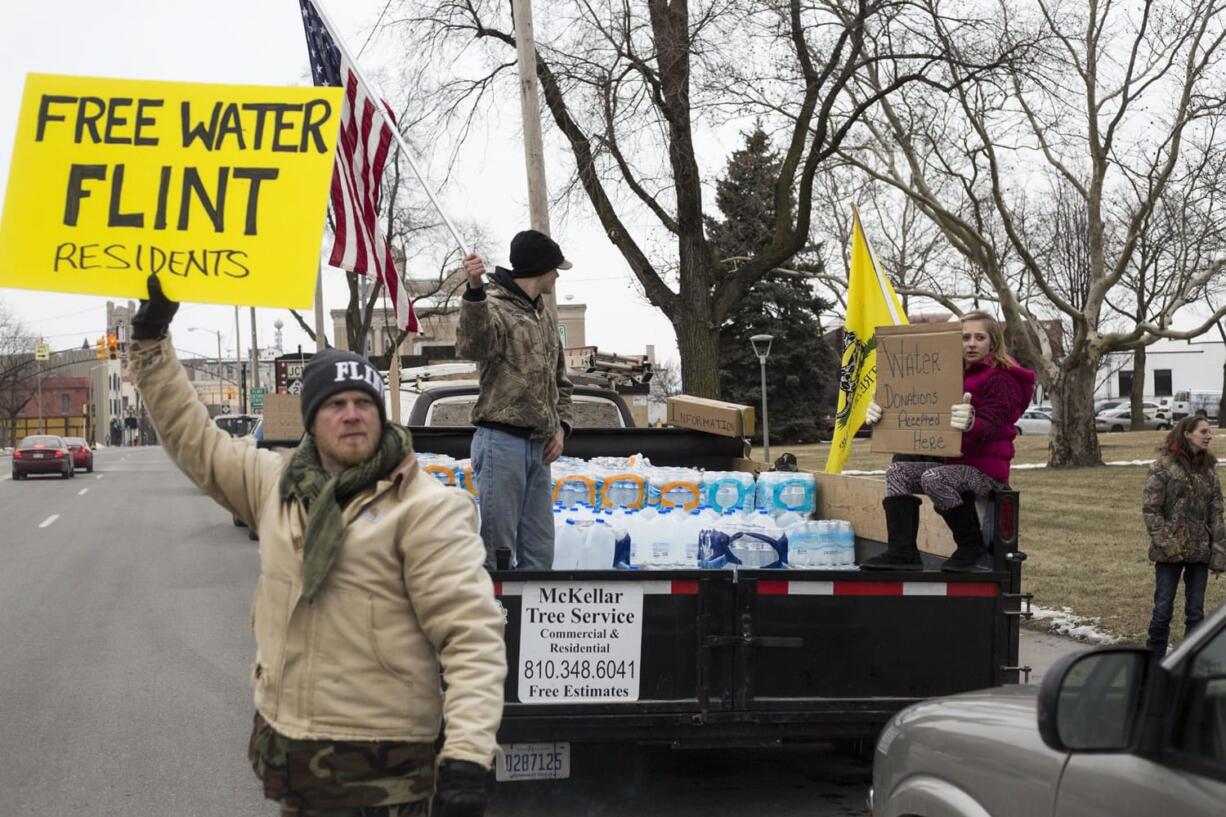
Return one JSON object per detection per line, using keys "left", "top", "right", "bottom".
{"left": 870, "top": 322, "right": 964, "bottom": 456}
{"left": 666, "top": 395, "right": 755, "bottom": 438}
{"left": 261, "top": 393, "right": 304, "bottom": 443}
{"left": 813, "top": 471, "right": 955, "bottom": 557}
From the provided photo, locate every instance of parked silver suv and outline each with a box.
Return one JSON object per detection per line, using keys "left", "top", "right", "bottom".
{"left": 870, "top": 601, "right": 1226, "bottom": 815}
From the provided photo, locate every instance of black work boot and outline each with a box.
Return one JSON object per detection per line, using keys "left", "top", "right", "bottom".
{"left": 937, "top": 499, "right": 988, "bottom": 572}
{"left": 860, "top": 496, "right": 923, "bottom": 571}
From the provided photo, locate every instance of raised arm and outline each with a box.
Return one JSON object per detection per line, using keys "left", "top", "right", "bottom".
{"left": 456, "top": 253, "right": 502, "bottom": 362}
{"left": 129, "top": 276, "right": 283, "bottom": 526}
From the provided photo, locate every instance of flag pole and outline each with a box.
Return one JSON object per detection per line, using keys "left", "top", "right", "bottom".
{"left": 851, "top": 206, "right": 903, "bottom": 326}
{"left": 308, "top": 0, "right": 467, "bottom": 260}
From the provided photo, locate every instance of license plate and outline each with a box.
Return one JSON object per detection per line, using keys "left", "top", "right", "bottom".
{"left": 32, "top": 452, "right": 43, "bottom": 459}
{"left": 495, "top": 742, "right": 570, "bottom": 782}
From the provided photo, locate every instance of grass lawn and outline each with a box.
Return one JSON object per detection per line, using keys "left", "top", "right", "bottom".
{"left": 754, "top": 430, "right": 1226, "bottom": 646}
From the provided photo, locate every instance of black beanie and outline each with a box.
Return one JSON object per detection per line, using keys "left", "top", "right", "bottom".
{"left": 300, "top": 349, "right": 387, "bottom": 431}
{"left": 505, "top": 229, "right": 573, "bottom": 278}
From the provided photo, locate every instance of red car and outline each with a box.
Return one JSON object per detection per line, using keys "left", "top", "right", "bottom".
{"left": 64, "top": 436, "right": 94, "bottom": 473}
{"left": 11, "top": 435, "right": 75, "bottom": 479}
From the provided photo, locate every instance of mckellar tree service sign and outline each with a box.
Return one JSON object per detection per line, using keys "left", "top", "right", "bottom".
{"left": 517, "top": 583, "right": 644, "bottom": 703}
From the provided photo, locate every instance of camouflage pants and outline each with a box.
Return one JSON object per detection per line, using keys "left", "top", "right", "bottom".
{"left": 249, "top": 712, "right": 435, "bottom": 814}
{"left": 278, "top": 801, "right": 427, "bottom": 817}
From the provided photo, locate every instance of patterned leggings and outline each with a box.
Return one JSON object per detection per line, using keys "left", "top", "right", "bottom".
{"left": 279, "top": 802, "right": 427, "bottom": 817}
{"left": 884, "top": 461, "right": 1004, "bottom": 511}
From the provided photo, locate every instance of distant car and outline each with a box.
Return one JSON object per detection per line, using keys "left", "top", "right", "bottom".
{"left": 63, "top": 436, "right": 93, "bottom": 473}
{"left": 1095, "top": 404, "right": 1171, "bottom": 432}
{"left": 1014, "top": 409, "right": 1052, "bottom": 435}
{"left": 11, "top": 434, "right": 75, "bottom": 479}
{"left": 869, "top": 600, "right": 1226, "bottom": 816}
{"left": 214, "top": 413, "right": 261, "bottom": 438}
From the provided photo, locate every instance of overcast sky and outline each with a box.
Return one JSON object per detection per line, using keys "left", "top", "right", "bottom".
{"left": 0, "top": 0, "right": 683, "bottom": 365}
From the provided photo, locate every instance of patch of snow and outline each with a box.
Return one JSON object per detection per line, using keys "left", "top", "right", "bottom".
{"left": 1031, "top": 606, "right": 1120, "bottom": 645}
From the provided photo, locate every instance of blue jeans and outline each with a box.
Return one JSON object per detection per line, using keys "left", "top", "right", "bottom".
{"left": 1146, "top": 562, "right": 1209, "bottom": 655}
{"left": 470, "top": 426, "right": 554, "bottom": 570}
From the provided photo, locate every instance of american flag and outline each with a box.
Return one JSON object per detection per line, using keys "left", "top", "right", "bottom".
{"left": 299, "top": 0, "right": 418, "bottom": 333}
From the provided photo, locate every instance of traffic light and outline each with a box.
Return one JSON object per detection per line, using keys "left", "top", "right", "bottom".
{"left": 95, "top": 337, "right": 106, "bottom": 361}
{"left": 107, "top": 335, "right": 118, "bottom": 360}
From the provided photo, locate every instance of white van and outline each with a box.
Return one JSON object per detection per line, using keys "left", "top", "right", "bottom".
{"left": 1171, "top": 389, "right": 1221, "bottom": 421}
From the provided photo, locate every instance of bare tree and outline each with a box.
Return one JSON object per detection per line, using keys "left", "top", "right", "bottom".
{"left": 389, "top": 0, "right": 1021, "bottom": 397}
{"left": 648, "top": 360, "right": 683, "bottom": 405}
{"left": 843, "top": 0, "right": 1226, "bottom": 466}
{"left": 0, "top": 302, "right": 36, "bottom": 447}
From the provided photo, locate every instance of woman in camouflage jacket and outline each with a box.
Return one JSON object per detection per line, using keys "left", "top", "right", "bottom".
{"left": 1142, "top": 416, "right": 1226, "bottom": 655}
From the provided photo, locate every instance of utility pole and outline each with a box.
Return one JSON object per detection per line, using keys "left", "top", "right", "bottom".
{"left": 234, "top": 306, "right": 243, "bottom": 409}
{"left": 36, "top": 359, "right": 43, "bottom": 433}
{"left": 512, "top": 0, "right": 557, "bottom": 318}
{"left": 249, "top": 307, "right": 260, "bottom": 391}
{"left": 314, "top": 262, "right": 328, "bottom": 351}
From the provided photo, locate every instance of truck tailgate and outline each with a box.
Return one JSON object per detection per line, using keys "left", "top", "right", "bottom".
{"left": 492, "top": 566, "right": 1013, "bottom": 745}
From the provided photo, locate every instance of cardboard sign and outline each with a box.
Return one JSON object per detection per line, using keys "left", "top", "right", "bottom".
{"left": 870, "top": 323, "right": 963, "bottom": 456}
{"left": 0, "top": 74, "right": 343, "bottom": 308}
{"left": 666, "top": 395, "right": 755, "bottom": 438}
{"left": 261, "top": 392, "right": 304, "bottom": 444}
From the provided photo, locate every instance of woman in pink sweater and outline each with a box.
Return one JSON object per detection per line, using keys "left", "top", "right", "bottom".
{"left": 862, "top": 311, "right": 1036, "bottom": 572}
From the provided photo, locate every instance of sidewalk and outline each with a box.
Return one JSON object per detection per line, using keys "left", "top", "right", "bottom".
{"left": 1019, "top": 626, "right": 1087, "bottom": 684}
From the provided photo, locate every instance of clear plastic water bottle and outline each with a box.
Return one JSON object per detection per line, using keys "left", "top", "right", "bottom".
{"left": 817, "top": 520, "right": 838, "bottom": 567}
{"left": 681, "top": 510, "right": 704, "bottom": 566}
{"left": 774, "top": 509, "right": 804, "bottom": 529}
{"left": 580, "top": 518, "right": 616, "bottom": 569}
{"left": 553, "top": 519, "right": 582, "bottom": 570}
{"left": 836, "top": 520, "right": 856, "bottom": 567}
{"left": 787, "top": 520, "right": 815, "bottom": 567}
{"left": 648, "top": 509, "right": 675, "bottom": 568}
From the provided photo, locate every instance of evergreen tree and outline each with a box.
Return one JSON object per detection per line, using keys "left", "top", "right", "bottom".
{"left": 707, "top": 129, "right": 838, "bottom": 445}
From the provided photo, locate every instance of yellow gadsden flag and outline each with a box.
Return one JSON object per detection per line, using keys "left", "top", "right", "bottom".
{"left": 824, "top": 210, "right": 907, "bottom": 473}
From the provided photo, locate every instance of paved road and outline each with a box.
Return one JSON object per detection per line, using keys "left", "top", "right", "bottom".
{"left": 0, "top": 446, "right": 1086, "bottom": 817}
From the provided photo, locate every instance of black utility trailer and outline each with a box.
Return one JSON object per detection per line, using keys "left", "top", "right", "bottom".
{"left": 410, "top": 422, "right": 1030, "bottom": 767}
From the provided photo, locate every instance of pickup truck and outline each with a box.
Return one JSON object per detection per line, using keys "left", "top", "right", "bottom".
{"left": 383, "top": 380, "right": 1032, "bottom": 782}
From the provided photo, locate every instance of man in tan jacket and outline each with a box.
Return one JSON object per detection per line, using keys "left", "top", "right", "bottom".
{"left": 129, "top": 276, "right": 506, "bottom": 817}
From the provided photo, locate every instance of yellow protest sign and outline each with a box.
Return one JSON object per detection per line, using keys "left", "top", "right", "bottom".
{"left": 0, "top": 73, "right": 343, "bottom": 308}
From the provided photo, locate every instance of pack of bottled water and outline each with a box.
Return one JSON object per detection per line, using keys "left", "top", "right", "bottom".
{"left": 549, "top": 500, "right": 859, "bottom": 571}
{"left": 645, "top": 467, "right": 705, "bottom": 510}
{"left": 700, "top": 471, "right": 757, "bottom": 512}
{"left": 417, "top": 453, "right": 462, "bottom": 487}
{"left": 755, "top": 472, "right": 817, "bottom": 516}
{"left": 784, "top": 519, "right": 857, "bottom": 568}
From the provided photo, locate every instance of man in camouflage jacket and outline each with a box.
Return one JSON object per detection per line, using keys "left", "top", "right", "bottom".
{"left": 1141, "top": 421, "right": 1226, "bottom": 654}
{"left": 457, "top": 230, "right": 575, "bottom": 570}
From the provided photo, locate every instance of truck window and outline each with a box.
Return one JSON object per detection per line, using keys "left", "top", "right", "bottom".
{"left": 421, "top": 394, "right": 626, "bottom": 427}
{"left": 572, "top": 398, "right": 625, "bottom": 428}
{"left": 429, "top": 400, "right": 478, "bottom": 426}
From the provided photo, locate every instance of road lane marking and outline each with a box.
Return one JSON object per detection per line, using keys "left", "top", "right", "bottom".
{"left": 78, "top": 488, "right": 88, "bottom": 496}
{"left": 39, "top": 514, "right": 59, "bottom": 528}
{"left": 95, "top": 474, "right": 104, "bottom": 480}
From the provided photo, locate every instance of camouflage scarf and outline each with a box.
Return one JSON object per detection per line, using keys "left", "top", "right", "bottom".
{"left": 279, "top": 424, "right": 413, "bottom": 603}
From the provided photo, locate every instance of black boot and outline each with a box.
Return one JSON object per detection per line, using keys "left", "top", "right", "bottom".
{"left": 937, "top": 499, "right": 987, "bottom": 572}
{"left": 860, "top": 496, "right": 923, "bottom": 571}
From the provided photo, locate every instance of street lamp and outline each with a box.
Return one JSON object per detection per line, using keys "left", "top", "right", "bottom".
{"left": 189, "top": 327, "right": 224, "bottom": 407}
{"left": 750, "top": 334, "right": 774, "bottom": 466}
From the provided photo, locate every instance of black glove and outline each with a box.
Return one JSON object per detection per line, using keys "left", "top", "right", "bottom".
{"left": 430, "top": 759, "right": 488, "bottom": 817}
{"left": 130, "top": 274, "right": 180, "bottom": 340}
